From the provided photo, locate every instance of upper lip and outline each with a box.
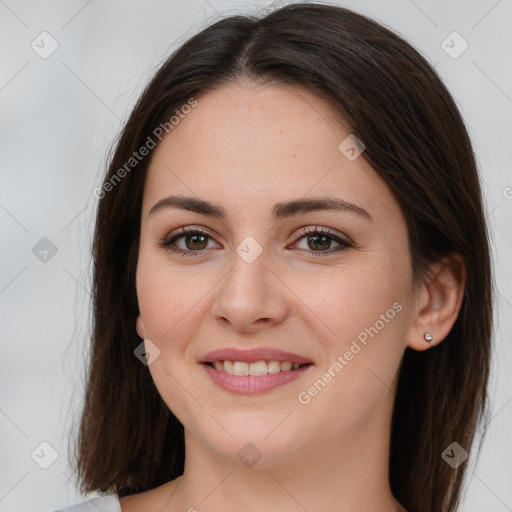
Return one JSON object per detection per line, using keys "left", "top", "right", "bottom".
{"left": 199, "top": 347, "right": 313, "bottom": 364}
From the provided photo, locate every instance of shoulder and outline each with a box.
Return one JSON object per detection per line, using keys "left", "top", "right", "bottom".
{"left": 51, "top": 494, "right": 122, "bottom": 512}
{"left": 119, "top": 477, "right": 183, "bottom": 512}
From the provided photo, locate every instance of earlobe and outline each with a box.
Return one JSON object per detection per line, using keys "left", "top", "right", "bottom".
{"left": 406, "top": 254, "right": 466, "bottom": 352}
{"left": 136, "top": 314, "right": 145, "bottom": 339}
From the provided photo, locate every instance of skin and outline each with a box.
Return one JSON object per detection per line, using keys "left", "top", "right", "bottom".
{"left": 123, "top": 80, "right": 465, "bottom": 512}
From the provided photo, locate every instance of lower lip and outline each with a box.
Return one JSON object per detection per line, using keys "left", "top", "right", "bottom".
{"left": 201, "top": 363, "right": 313, "bottom": 395}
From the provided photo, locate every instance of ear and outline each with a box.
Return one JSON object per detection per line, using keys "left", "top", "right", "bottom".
{"left": 406, "top": 253, "right": 466, "bottom": 351}
{"left": 136, "top": 314, "right": 145, "bottom": 340}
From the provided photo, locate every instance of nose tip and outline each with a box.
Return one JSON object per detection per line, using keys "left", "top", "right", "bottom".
{"left": 216, "top": 312, "right": 273, "bottom": 333}
{"left": 211, "top": 257, "right": 288, "bottom": 333}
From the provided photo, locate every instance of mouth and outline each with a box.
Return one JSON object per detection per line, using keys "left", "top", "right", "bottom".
{"left": 199, "top": 348, "right": 314, "bottom": 395}
{"left": 202, "top": 360, "right": 313, "bottom": 375}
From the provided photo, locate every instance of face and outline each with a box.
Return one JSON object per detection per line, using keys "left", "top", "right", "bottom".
{"left": 135, "top": 81, "right": 416, "bottom": 466}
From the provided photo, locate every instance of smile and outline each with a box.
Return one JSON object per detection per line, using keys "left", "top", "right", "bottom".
{"left": 204, "top": 360, "right": 312, "bottom": 375}
{"left": 201, "top": 361, "right": 314, "bottom": 395}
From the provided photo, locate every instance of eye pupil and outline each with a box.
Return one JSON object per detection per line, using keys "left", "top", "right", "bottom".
{"left": 187, "top": 234, "right": 208, "bottom": 250}
{"left": 308, "top": 235, "right": 331, "bottom": 251}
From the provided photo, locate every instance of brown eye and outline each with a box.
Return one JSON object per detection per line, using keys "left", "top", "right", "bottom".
{"left": 158, "top": 226, "right": 219, "bottom": 256}
{"left": 183, "top": 233, "right": 209, "bottom": 250}
{"left": 291, "top": 226, "right": 353, "bottom": 257}
{"left": 305, "top": 234, "right": 333, "bottom": 251}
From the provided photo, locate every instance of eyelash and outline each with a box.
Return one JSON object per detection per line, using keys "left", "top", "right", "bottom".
{"left": 157, "top": 225, "right": 353, "bottom": 258}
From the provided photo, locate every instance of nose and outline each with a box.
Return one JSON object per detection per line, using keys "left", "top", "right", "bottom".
{"left": 211, "top": 244, "right": 288, "bottom": 333}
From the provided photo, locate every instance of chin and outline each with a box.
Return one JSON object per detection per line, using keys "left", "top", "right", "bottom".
{"left": 189, "top": 416, "right": 313, "bottom": 469}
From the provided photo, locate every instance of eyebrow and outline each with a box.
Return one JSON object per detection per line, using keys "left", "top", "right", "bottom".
{"left": 148, "top": 195, "right": 373, "bottom": 222}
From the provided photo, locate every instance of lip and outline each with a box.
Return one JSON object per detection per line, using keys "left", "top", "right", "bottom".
{"left": 199, "top": 347, "right": 313, "bottom": 365}
{"left": 201, "top": 362, "right": 314, "bottom": 395}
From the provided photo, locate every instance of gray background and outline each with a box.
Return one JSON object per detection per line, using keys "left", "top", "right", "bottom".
{"left": 1, "top": 0, "right": 511, "bottom": 511}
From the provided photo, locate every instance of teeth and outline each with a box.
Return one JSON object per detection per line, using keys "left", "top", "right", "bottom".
{"left": 209, "top": 360, "right": 308, "bottom": 375}
{"left": 233, "top": 361, "right": 249, "bottom": 376}
{"left": 268, "top": 361, "right": 281, "bottom": 374}
{"left": 249, "top": 360, "right": 268, "bottom": 376}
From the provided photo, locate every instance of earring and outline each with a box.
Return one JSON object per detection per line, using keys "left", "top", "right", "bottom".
{"left": 424, "top": 332, "right": 433, "bottom": 343}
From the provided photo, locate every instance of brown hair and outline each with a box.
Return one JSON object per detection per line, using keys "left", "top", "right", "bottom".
{"left": 71, "top": 3, "right": 494, "bottom": 511}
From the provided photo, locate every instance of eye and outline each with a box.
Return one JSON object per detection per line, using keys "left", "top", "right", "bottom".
{"left": 290, "top": 226, "right": 353, "bottom": 257}
{"left": 157, "top": 226, "right": 219, "bottom": 256}
{"left": 157, "top": 225, "right": 353, "bottom": 258}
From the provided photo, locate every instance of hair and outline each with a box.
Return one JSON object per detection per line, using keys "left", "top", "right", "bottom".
{"left": 71, "top": 3, "right": 494, "bottom": 511}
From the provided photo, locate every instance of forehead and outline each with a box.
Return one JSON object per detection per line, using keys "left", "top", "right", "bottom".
{"left": 163, "top": 81, "right": 351, "bottom": 163}
{"left": 142, "top": 82, "right": 399, "bottom": 225}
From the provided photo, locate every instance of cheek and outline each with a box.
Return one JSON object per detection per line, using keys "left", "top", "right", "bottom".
{"left": 136, "top": 249, "right": 210, "bottom": 342}
{"left": 292, "top": 254, "right": 409, "bottom": 346}
{"left": 136, "top": 254, "right": 208, "bottom": 420}
{"left": 294, "top": 271, "right": 408, "bottom": 438}
{"left": 292, "top": 249, "right": 410, "bottom": 398}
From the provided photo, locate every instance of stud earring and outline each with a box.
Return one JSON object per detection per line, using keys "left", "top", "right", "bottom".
{"left": 424, "top": 332, "right": 433, "bottom": 343}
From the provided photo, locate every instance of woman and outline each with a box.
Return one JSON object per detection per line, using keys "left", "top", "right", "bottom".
{"left": 54, "top": 2, "right": 493, "bottom": 511}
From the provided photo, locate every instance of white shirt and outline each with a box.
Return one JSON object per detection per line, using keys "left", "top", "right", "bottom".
{"left": 51, "top": 494, "right": 122, "bottom": 512}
